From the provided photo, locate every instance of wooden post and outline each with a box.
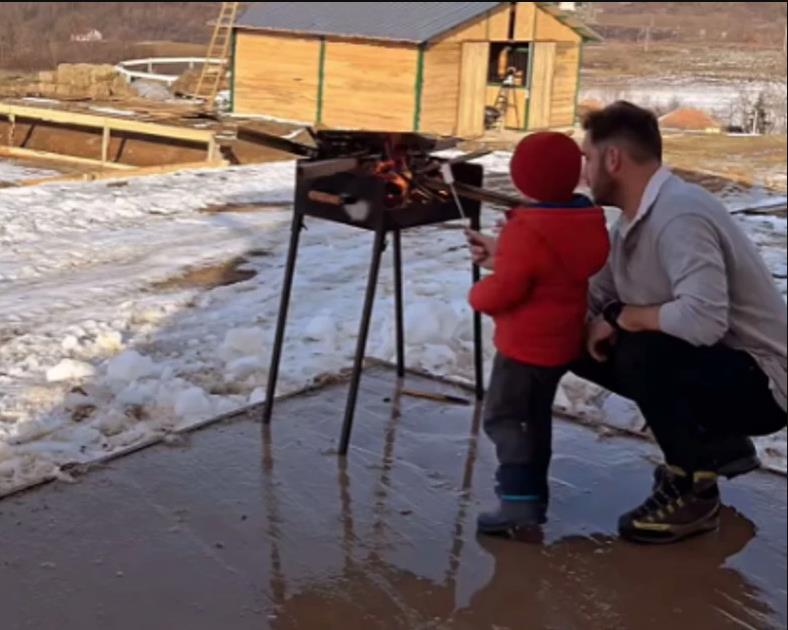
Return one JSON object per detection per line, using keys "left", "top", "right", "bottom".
{"left": 206, "top": 136, "right": 219, "bottom": 162}
{"left": 7, "top": 113, "right": 15, "bottom": 147}
{"left": 101, "top": 125, "right": 110, "bottom": 164}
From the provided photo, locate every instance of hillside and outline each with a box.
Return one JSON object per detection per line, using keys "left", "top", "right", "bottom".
{"left": 0, "top": 2, "right": 221, "bottom": 70}
{"left": 587, "top": 1, "right": 787, "bottom": 48}
{"left": 583, "top": 2, "right": 787, "bottom": 83}
{"left": 0, "top": 2, "right": 785, "bottom": 72}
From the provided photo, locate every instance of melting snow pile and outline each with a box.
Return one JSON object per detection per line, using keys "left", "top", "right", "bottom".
{"left": 0, "top": 154, "right": 785, "bottom": 494}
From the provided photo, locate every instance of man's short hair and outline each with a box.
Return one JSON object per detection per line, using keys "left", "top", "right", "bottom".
{"left": 582, "top": 101, "right": 663, "bottom": 164}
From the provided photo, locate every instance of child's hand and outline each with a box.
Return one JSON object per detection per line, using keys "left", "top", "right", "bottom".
{"left": 465, "top": 229, "right": 497, "bottom": 271}
{"left": 587, "top": 317, "right": 617, "bottom": 362}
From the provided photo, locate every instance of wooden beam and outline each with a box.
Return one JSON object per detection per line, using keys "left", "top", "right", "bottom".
{"left": 101, "top": 126, "right": 111, "bottom": 163}
{"left": 206, "top": 136, "right": 219, "bottom": 162}
{"left": 0, "top": 103, "right": 216, "bottom": 145}
{"left": 7, "top": 113, "right": 15, "bottom": 147}
{"left": 19, "top": 160, "right": 229, "bottom": 186}
{"left": 0, "top": 146, "right": 136, "bottom": 170}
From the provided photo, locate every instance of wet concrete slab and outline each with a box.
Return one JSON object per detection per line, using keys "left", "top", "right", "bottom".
{"left": 0, "top": 368, "right": 785, "bottom": 630}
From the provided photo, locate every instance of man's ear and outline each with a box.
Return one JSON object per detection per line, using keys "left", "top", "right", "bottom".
{"left": 604, "top": 145, "right": 622, "bottom": 175}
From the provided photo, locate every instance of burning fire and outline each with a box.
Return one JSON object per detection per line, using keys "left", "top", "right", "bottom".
{"left": 371, "top": 159, "right": 412, "bottom": 207}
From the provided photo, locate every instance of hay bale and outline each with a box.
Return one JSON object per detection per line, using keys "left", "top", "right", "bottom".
{"left": 55, "top": 63, "right": 74, "bottom": 84}
{"left": 55, "top": 84, "right": 75, "bottom": 98}
{"left": 88, "top": 83, "right": 112, "bottom": 100}
{"left": 38, "top": 70, "right": 56, "bottom": 84}
{"left": 55, "top": 83, "right": 89, "bottom": 99}
{"left": 109, "top": 74, "right": 135, "bottom": 98}
{"left": 90, "top": 64, "right": 117, "bottom": 84}
{"left": 33, "top": 82, "right": 55, "bottom": 97}
{"left": 56, "top": 64, "right": 89, "bottom": 88}
{"left": 60, "top": 63, "right": 94, "bottom": 88}
{"left": 172, "top": 68, "right": 200, "bottom": 96}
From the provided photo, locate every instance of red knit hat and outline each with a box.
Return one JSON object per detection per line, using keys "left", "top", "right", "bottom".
{"left": 510, "top": 132, "right": 582, "bottom": 203}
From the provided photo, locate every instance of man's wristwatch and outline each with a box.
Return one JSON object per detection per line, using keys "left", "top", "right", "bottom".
{"left": 603, "top": 301, "right": 625, "bottom": 331}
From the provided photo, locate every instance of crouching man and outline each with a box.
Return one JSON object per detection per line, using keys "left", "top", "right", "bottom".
{"left": 468, "top": 101, "right": 787, "bottom": 544}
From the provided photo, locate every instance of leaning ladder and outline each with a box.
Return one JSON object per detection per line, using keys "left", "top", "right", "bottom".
{"left": 193, "top": 1, "right": 240, "bottom": 108}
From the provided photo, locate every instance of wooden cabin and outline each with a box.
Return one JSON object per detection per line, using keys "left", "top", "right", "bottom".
{"left": 231, "top": 2, "right": 600, "bottom": 137}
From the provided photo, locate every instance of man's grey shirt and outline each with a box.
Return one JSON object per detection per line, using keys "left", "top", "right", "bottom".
{"left": 589, "top": 169, "right": 788, "bottom": 411}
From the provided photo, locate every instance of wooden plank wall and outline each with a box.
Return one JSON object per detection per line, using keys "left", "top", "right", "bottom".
{"left": 232, "top": 4, "right": 584, "bottom": 132}
{"left": 420, "top": 42, "right": 463, "bottom": 135}
{"left": 321, "top": 41, "right": 418, "bottom": 131}
{"left": 234, "top": 31, "right": 320, "bottom": 121}
{"left": 439, "top": 4, "right": 512, "bottom": 43}
{"left": 456, "top": 42, "right": 490, "bottom": 137}
{"left": 514, "top": 3, "right": 537, "bottom": 40}
{"left": 487, "top": 4, "right": 512, "bottom": 40}
{"left": 420, "top": 3, "right": 511, "bottom": 134}
{"left": 535, "top": 10, "right": 582, "bottom": 43}
{"left": 528, "top": 42, "right": 556, "bottom": 129}
{"left": 549, "top": 42, "right": 580, "bottom": 127}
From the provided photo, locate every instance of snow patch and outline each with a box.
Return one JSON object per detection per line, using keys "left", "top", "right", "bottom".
{"left": 106, "top": 351, "right": 159, "bottom": 383}
{"left": 0, "top": 154, "right": 784, "bottom": 493}
{"left": 46, "top": 360, "right": 96, "bottom": 383}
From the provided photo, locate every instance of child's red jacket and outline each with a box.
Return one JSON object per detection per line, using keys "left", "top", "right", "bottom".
{"left": 469, "top": 199, "right": 610, "bottom": 367}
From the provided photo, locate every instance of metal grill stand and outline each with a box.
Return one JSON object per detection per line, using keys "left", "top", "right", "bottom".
{"left": 262, "top": 160, "right": 485, "bottom": 456}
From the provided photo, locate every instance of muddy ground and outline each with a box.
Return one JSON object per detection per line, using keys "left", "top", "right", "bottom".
{"left": 0, "top": 368, "right": 784, "bottom": 630}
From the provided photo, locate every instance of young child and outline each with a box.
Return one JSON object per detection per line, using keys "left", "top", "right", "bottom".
{"left": 468, "top": 132, "right": 610, "bottom": 536}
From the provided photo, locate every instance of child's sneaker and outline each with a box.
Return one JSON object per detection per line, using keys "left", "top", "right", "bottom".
{"left": 477, "top": 497, "right": 547, "bottom": 537}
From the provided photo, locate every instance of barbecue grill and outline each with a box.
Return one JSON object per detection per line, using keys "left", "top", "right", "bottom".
{"left": 259, "top": 129, "right": 491, "bottom": 456}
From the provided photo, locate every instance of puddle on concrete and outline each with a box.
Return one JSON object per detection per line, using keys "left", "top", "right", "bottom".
{"left": 0, "top": 368, "right": 784, "bottom": 629}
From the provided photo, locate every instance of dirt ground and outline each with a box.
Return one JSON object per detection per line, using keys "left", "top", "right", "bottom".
{"left": 150, "top": 256, "right": 258, "bottom": 293}
{"left": 0, "top": 367, "right": 784, "bottom": 630}
{"left": 663, "top": 133, "right": 788, "bottom": 193}
{"left": 583, "top": 42, "right": 787, "bottom": 83}
{"left": 472, "top": 130, "right": 788, "bottom": 197}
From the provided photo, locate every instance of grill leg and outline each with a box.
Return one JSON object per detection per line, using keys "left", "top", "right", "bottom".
{"left": 471, "top": 211, "right": 485, "bottom": 401}
{"left": 393, "top": 229, "right": 405, "bottom": 379}
{"left": 339, "top": 225, "right": 387, "bottom": 456}
{"left": 262, "top": 211, "right": 303, "bottom": 425}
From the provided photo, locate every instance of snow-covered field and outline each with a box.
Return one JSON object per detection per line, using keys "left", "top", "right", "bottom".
{"left": 0, "top": 160, "right": 60, "bottom": 186}
{"left": 0, "top": 154, "right": 786, "bottom": 494}
{"left": 581, "top": 78, "right": 787, "bottom": 130}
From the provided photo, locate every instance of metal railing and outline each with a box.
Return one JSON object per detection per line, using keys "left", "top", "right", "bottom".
{"left": 114, "top": 57, "right": 224, "bottom": 85}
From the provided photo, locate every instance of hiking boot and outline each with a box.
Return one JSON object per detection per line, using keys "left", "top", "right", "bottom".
{"left": 653, "top": 437, "right": 761, "bottom": 486}
{"left": 477, "top": 497, "right": 547, "bottom": 537}
{"left": 700, "top": 435, "right": 761, "bottom": 479}
{"left": 620, "top": 467, "right": 721, "bottom": 545}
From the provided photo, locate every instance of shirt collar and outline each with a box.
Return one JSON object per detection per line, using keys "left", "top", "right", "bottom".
{"left": 620, "top": 166, "right": 672, "bottom": 237}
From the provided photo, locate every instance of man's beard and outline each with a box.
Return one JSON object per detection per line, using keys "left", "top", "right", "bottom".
{"left": 590, "top": 168, "right": 618, "bottom": 207}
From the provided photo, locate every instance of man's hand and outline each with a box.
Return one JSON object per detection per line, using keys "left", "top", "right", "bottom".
{"left": 587, "top": 316, "right": 617, "bottom": 362}
{"left": 618, "top": 305, "right": 661, "bottom": 333}
{"left": 465, "top": 229, "right": 498, "bottom": 271}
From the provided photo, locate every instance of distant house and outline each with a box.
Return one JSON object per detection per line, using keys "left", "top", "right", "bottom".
{"left": 230, "top": 2, "right": 600, "bottom": 136}
{"left": 659, "top": 107, "right": 723, "bottom": 134}
{"left": 70, "top": 29, "right": 104, "bottom": 43}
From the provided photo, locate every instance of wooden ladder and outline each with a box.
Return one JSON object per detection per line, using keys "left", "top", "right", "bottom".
{"left": 493, "top": 82, "right": 521, "bottom": 129}
{"left": 193, "top": 1, "right": 240, "bottom": 108}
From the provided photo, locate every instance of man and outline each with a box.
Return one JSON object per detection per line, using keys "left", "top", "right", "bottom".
{"left": 467, "top": 101, "right": 787, "bottom": 544}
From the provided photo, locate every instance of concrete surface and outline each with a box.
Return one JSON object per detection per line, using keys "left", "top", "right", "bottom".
{"left": 0, "top": 368, "right": 785, "bottom": 629}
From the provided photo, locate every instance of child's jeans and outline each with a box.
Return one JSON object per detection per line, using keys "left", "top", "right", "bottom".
{"left": 484, "top": 353, "right": 567, "bottom": 500}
